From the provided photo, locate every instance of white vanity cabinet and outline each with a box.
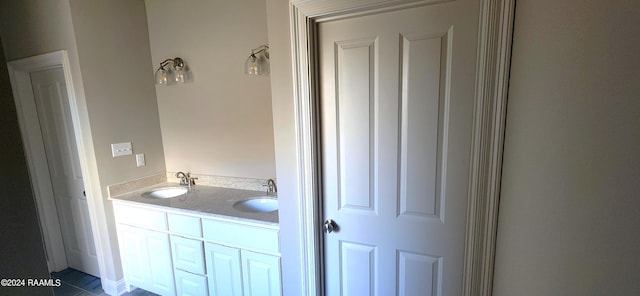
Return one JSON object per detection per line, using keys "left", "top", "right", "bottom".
{"left": 113, "top": 201, "right": 281, "bottom": 296}
{"left": 114, "top": 204, "right": 175, "bottom": 296}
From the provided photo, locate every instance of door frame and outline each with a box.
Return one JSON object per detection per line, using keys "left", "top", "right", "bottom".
{"left": 289, "top": 0, "right": 515, "bottom": 294}
{"left": 7, "top": 51, "right": 98, "bottom": 273}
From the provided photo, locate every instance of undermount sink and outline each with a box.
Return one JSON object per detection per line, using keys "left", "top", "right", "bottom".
{"left": 233, "top": 197, "right": 278, "bottom": 213}
{"left": 142, "top": 187, "right": 188, "bottom": 199}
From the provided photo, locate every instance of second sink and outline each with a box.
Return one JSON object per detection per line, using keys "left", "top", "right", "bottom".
{"left": 233, "top": 197, "right": 278, "bottom": 213}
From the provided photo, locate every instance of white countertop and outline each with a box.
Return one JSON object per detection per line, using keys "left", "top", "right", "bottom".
{"left": 109, "top": 182, "right": 278, "bottom": 226}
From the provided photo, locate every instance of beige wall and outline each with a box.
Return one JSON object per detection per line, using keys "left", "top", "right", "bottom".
{"left": 67, "top": 0, "right": 166, "bottom": 284}
{"left": 0, "top": 0, "right": 113, "bottom": 282}
{"left": 493, "top": 0, "right": 640, "bottom": 294}
{"left": 0, "top": 0, "right": 166, "bottom": 289}
{"left": 145, "top": 0, "right": 276, "bottom": 179}
{"left": 69, "top": 0, "right": 166, "bottom": 187}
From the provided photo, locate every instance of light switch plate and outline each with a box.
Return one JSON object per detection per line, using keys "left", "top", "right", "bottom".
{"left": 136, "top": 153, "right": 145, "bottom": 167}
{"left": 111, "top": 142, "right": 132, "bottom": 157}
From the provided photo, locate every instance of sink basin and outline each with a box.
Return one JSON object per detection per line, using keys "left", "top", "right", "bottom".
{"left": 233, "top": 197, "right": 278, "bottom": 213}
{"left": 142, "top": 187, "right": 188, "bottom": 199}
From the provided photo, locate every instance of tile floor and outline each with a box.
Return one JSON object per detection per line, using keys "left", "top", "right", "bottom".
{"left": 51, "top": 269, "right": 157, "bottom": 296}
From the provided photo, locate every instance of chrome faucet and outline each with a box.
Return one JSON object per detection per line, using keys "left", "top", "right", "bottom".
{"left": 176, "top": 172, "right": 198, "bottom": 189}
{"left": 264, "top": 179, "right": 277, "bottom": 196}
{"left": 175, "top": 171, "right": 188, "bottom": 185}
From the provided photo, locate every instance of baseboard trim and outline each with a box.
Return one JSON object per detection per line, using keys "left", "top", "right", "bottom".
{"left": 101, "top": 277, "right": 126, "bottom": 296}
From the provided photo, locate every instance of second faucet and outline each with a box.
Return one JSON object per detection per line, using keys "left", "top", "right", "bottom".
{"left": 265, "top": 179, "right": 277, "bottom": 196}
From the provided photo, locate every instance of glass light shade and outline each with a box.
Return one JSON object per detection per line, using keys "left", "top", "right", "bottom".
{"left": 245, "top": 54, "right": 262, "bottom": 75}
{"left": 259, "top": 54, "right": 270, "bottom": 74}
{"left": 172, "top": 57, "right": 186, "bottom": 83}
{"left": 155, "top": 68, "right": 168, "bottom": 85}
{"left": 174, "top": 66, "right": 186, "bottom": 83}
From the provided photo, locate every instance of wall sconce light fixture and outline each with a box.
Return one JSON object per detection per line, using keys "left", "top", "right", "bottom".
{"left": 155, "top": 57, "right": 188, "bottom": 85}
{"left": 245, "top": 44, "right": 269, "bottom": 76}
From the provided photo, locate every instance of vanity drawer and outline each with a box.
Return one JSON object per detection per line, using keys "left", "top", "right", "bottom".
{"left": 171, "top": 235, "right": 206, "bottom": 275}
{"left": 113, "top": 202, "right": 167, "bottom": 231}
{"left": 175, "top": 269, "right": 208, "bottom": 296}
{"left": 202, "top": 219, "right": 279, "bottom": 255}
{"left": 168, "top": 213, "right": 202, "bottom": 238}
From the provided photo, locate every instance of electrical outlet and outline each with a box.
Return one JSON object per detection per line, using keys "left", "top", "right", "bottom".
{"left": 136, "top": 153, "right": 145, "bottom": 167}
{"left": 111, "top": 142, "right": 132, "bottom": 157}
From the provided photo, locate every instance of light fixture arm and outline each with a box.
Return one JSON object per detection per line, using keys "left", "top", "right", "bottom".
{"left": 251, "top": 45, "right": 269, "bottom": 58}
{"left": 159, "top": 59, "right": 173, "bottom": 69}
{"left": 158, "top": 57, "right": 185, "bottom": 70}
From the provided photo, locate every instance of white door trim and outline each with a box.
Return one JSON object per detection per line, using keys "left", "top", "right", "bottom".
{"left": 7, "top": 51, "right": 106, "bottom": 279}
{"left": 8, "top": 54, "right": 68, "bottom": 273}
{"left": 289, "top": 0, "right": 515, "bottom": 294}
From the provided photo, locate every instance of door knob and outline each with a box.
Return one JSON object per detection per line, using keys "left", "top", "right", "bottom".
{"left": 323, "top": 219, "right": 338, "bottom": 234}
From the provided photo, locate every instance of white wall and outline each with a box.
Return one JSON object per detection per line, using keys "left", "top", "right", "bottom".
{"left": 493, "top": 0, "right": 640, "bottom": 295}
{"left": 145, "top": 0, "right": 276, "bottom": 179}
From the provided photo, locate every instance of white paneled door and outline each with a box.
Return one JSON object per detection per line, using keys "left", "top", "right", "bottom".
{"left": 30, "top": 67, "right": 99, "bottom": 276}
{"left": 319, "top": 1, "right": 479, "bottom": 295}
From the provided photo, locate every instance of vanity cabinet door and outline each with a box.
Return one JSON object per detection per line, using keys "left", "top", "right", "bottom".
{"left": 117, "top": 225, "right": 147, "bottom": 288}
{"left": 146, "top": 230, "right": 176, "bottom": 296}
{"left": 205, "top": 242, "right": 243, "bottom": 296}
{"left": 241, "top": 250, "right": 282, "bottom": 296}
{"left": 117, "top": 224, "right": 175, "bottom": 296}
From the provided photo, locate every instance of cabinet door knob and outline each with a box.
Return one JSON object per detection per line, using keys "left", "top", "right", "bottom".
{"left": 323, "top": 219, "right": 338, "bottom": 234}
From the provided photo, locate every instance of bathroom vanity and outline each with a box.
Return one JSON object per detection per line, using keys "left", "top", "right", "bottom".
{"left": 110, "top": 184, "right": 280, "bottom": 296}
